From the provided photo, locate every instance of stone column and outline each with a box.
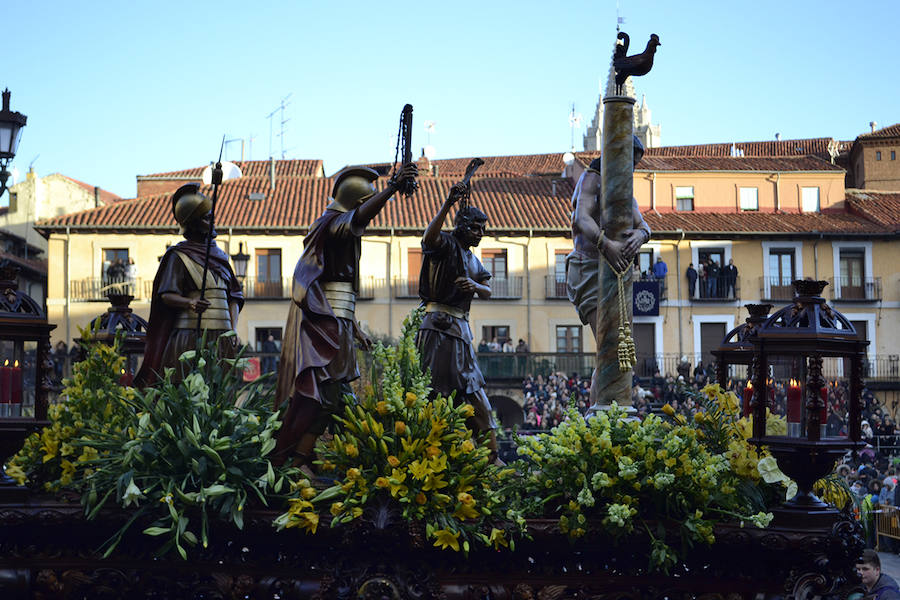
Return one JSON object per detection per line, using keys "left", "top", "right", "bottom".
{"left": 592, "top": 95, "right": 636, "bottom": 409}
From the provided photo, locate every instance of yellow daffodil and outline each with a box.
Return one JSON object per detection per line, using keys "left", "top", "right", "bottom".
{"left": 408, "top": 460, "right": 430, "bottom": 481}
{"left": 423, "top": 472, "right": 449, "bottom": 491}
{"left": 405, "top": 392, "right": 417, "bottom": 407}
{"left": 432, "top": 528, "right": 460, "bottom": 551}
{"left": 489, "top": 528, "right": 508, "bottom": 549}
{"left": 395, "top": 421, "right": 407, "bottom": 436}
{"left": 375, "top": 401, "right": 389, "bottom": 415}
{"left": 344, "top": 443, "right": 359, "bottom": 458}
{"left": 387, "top": 455, "right": 400, "bottom": 467}
{"left": 459, "top": 404, "right": 475, "bottom": 418}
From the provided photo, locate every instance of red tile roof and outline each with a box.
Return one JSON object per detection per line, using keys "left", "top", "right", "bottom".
{"left": 636, "top": 155, "right": 844, "bottom": 172}
{"left": 36, "top": 173, "right": 895, "bottom": 237}
{"left": 644, "top": 137, "right": 851, "bottom": 159}
{"left": 856, "top": 124, "right": 900, "bottom": 141}
{"left": 59, "top": 175, "right": 121, "bottom": 205}
{"left": 35, "top": 175, "right": 575, "bottom": 234}
{"left": 138, "top": 159, "right": 324, "bottom": 179}
{"left": 845, "top": 191, "right": 900, "bottom": 230}
{"left": 365, "top": 153, "right": 569, "bottom": 178}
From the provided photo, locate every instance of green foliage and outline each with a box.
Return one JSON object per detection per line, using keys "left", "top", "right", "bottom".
{"left": 81, "top": 335, "right": 296, "bottom": 559}
{"left": 275, "top": 308, "right": 528, "bottom": 553}
{"left": 516, "top": 396, "right": 775, "bottom": 573}
{"left": 4, "top": 328, "right": 133, "bottom": 491}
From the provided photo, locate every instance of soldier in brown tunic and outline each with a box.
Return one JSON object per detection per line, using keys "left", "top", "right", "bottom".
{"left": 135, "top": 183, "right": 244, "bottom": 388}
{"left": 273, "top": 163, "right": 418, "bottom": 468}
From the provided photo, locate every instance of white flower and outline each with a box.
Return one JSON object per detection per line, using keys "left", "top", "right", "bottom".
{"left": 122, "top": 479, "right": 145, "bottom": 508}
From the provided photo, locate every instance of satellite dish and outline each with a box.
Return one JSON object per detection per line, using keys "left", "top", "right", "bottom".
{"left": 563, "top": 152, "right": 575, "bottom": 166}
{"left": 202, "top": 161, "right": 242, "bottom": 185}
{"left": 423, "top": 145, "right": 436, "bottom": 160}
{"left": 424, "top": 120, "right": 436, "bottom": 133}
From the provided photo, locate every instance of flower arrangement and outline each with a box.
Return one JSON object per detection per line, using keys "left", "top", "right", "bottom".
{"left": 80, "top": 334, "right": 296, "bottom": 559}
{"left": 517, "top": 384, "right": 781, "bottom": 573}
{"left": 5, "top": 329, "right": 133, "bottom": 492}
{"left": 275, "top": 309, "right": 527, "bottom": 553}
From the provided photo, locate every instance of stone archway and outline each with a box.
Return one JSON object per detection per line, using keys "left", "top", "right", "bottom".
{"left": 490, "top": 395, "right": 524, "bottom": 428}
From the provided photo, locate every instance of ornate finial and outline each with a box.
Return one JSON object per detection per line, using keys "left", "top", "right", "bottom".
{"left": 1, "top": 89, "right": 10, "bottom": 112}
{"left": 792, "top": 279, "right": 828, "bottom": 299}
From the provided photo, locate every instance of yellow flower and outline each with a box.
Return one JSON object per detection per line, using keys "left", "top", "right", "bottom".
{"left": 346, "top": 467, "right": 362, "bottom": 481}
{"left": 693, "top": 412, "right": 705, "bottom": 423}
{"left": 461, "top": 440, "right": 475, "bottom": 453}
{"left": 350, "top": 507, "right": 363, "bottom": 518}
{"left": 453, "top": 502, "right": 479, "bottom": 520}
{"left": 408, "top": 460, "right": 430, "bottom": 481}
{"left": 375, "top": 477, "right": 390, "bottom": 488}
{"left": 345, "top": 443, "right": 359, "bottom": 458}
{"left": 661, "top": 403, "right": 675, "bottom": 417}
{"left": 389, "top": 469, "right": 408, "bottom": 498}
{"left": 415, "top": 492, "right": 427, "bottom": 505}
{"left": 387, "top": 455, "right": 400, "bottom": 467}
{"left": 426, "top": 445, "right": 441, "bottom": 458}
{"left": 459, "top": 404, "right": 475, "bottom": 418}
{"left": 423, "top": 473, "right": 449, "bottom": 492}
{"left": 301, "top": 487, "right": 317, "bottom": 500}
{"left": 489, "top": 528, "right": 508, "bottom": 549}
{"left": 5, "top": 464, "right": 26, "bottom": 485}
{"left": 405, "top": 392, "right": 417, "bottom": 407}
{"left": 458, "top": 492, "right": 474, "bottom": 505}
{"left": 288, "top": 511, "right": 319, "bottom": 534}
{"left": 375, "top": 401, "right": 389, "bottom": 415}
{"left": 433, "top": 528, "right": 461, "bottom": 551}
{"left": 330, "top": 502, "right": 344, "bottom": 516}
{"left": 395, "top": 421, "right": 407, "bottom": 436}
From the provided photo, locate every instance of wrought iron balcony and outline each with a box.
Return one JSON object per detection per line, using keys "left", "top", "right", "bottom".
{"left": 489, "top": 276, "right": 523, "bottom": 299}
{"left": 759, "top": 276, "right": 796, "bottom": 302}
{"left": 392, "top": 277, "right": 420, "bottom": 299}
{"left": 241, "top": 277, "right": 291, "bottom": 300}
{"left": 690, "top": 275, "right": 739, "bottom": 303}
{"left": 544, "top": 276, "right": 568, "bottom": 300}
{"left": 829, "top": 276, "right": 882, "bottom": 302}
{"left": 69, "top": 278, "right": 147, "bottom": 302}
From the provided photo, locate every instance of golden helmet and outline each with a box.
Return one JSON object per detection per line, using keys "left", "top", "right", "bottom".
{"left": 328, "top": 166, "right": 379, "bottom": 212}
{"left": 171, "top": 183, "right": 212, "bottom": 227}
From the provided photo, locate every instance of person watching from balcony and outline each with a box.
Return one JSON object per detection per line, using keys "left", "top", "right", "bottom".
{"left": 415, "top": 181, "right": 501, "bottom": 464}
{"left": 566, "top": 135, "right": 650, "bottom": 404}
{"left": 686, "top": 262, "right": 698, "bottom": 298}
{"left": 135, "top": 183, "right": 244, "bottom": 388}
{"left": 272, "top": 163, "right": 418, "bottom": 471}
{"left": 725, "top": 258, "right": 738, "bottom": 298}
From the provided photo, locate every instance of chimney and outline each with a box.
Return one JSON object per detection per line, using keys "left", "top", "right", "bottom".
{"left": 417, "top": 149, "right": 431, "bottom": 174}
{"left": 94, "top": 186, "right": 100, "bottom": 208}
{"left": 269, "top": 157, "right": 276, "bottom": 190}
{"left": 870, "top": 121, "right": 878, "bottom": 133}
{"left": 775, "top": 133, "right": 781, "bottom": 141}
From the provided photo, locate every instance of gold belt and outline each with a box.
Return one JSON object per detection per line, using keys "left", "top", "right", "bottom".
{"left": 323, "top": 281, "right": 356, "bottom": 320}
{"left": 174, "top": 288, "right": 233, "bottom": 330}
{"left": 425, "top": 302, "right": 468, "bottom": 321}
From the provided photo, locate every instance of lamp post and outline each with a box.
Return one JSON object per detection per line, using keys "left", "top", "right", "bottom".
{"left": 230, "top": 242, "right": 249, "bottom": 283}
{"left": 0, "top": 89, "right": 27, "bottom": 198}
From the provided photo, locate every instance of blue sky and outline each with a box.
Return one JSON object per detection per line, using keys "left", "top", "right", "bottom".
{"left": 4, "top": 0, "right": 898, "bottom": 199}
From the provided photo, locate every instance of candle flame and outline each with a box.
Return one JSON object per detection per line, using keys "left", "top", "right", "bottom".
{"left": 746, "top": 381, "right": 753, "bottom": 389}
{"left": 3, "top": 359, "right": 7, "bottom": 367}
{"left": 789, "top": 378, "right": 799, "bottom": 387}
{"left": 13, "top": 359, "right": 19, "bottom": 368}
{"left": 120, "top": 369, "right": 125, "bottom": 375}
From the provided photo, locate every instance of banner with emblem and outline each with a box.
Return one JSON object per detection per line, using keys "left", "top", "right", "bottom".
{"left": 633, "top": 280, "right": 659, "bottom": 316}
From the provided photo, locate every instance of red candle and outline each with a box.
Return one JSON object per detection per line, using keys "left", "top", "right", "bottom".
{"left": 10, "top": 360, "right": 22, "bottom": 416}
{"left": 787, "top": 379, "right": 802, "bottom": 423}
{"left": 742, "top": 382, "right": 753, "bottom": 417}
{"left": 0, "top": 360, "right": 10, "bottom": 418}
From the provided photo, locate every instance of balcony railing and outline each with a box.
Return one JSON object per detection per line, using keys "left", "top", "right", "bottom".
{"left": 490, "top": 276, "right": 523, "bottom": 299}
{"left": 545, "top": 276, "right": 568, "bottom": 300}
{"left": 239, "top": 277, "right": 291, "bottom": 300}
{"left": 69, "top": 278, "right": 148, "bottom": 302}
{"left": 690, "top": 275, "right": 739, "bottom": 302}
{"left": 358, "top": 276, "right": 382, "bottom": 301}
{"left": 829, "top": 276, "right": 882, "bottom": 302}
{"left": 473, "top": 352, "right": 900, "bottom": 383}
{"left": 759, "top": 276, "right": 796, "bottom": 302}
{"left": 392, "top": 277, "right": 419, "bottom": 299}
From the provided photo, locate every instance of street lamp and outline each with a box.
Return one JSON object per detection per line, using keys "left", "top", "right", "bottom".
{"left": 230, "top": 242, "right": 249, "bottom": 283}
{"left": 0, "top": 89, "right": 27, "bottom": 198}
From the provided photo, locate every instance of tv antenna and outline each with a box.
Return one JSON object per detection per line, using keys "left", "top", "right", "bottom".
{"left": 568, "top": 103, "right": 583, "bottom": 151}
{"left": 266, "top": 94, "right": 292, "bottom": 159}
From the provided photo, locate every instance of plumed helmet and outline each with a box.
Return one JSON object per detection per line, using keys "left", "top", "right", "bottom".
{"left": 172, "top": 183, "right": 212, "bottom": 227}
{"left": 328, "top": 166, "right": 379, "bottom": 212}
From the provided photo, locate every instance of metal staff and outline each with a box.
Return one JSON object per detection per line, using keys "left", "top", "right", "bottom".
{"left": 390, "top": 104, "right": 418, "bottom": 197}
{"left": 196, "top": 135, "right": 226, "bottom": 338}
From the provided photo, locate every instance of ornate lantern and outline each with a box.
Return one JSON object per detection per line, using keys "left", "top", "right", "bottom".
{"left": 0, "top": 264, "right": 54, "bottom": 498}
{"left": 0, "top": 89, "right": 27, "bottom": 198}
{"left": 750, "top": 280, "right": 866, "bottom": 527}
{"left": 713, "top": 304, "right": 772, "bottom": 386}
{"left": 230, "top": 242, "right": 250, "bottom": 283}
{"left": 81, "top": 293, "right": 149, "bottom": 385}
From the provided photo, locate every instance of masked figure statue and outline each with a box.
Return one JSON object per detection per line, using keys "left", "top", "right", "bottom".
{"left": 273, "top": 163, "right": 418, "bottom": 468}
{"left": 415, "top": 182, "right": 501, "bottom": 462}
{"left": 135, "top": 183, "right": 243, "bottom": 387}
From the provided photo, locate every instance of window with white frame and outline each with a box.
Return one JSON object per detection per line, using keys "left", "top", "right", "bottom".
{"left": 675, "top": 186, "right": 694, "bottom": 212}
{"left": 801, "top": 187, "right": 820, "bottom": 213}
{"left": 739, "top": 187, "right": 758, "bottom": 211}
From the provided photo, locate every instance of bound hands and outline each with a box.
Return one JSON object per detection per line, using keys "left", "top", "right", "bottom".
{"left": 454, "top": 276, "right": 477, "bottom": 293}
{"left": 601, "top": 229, "right": 646, "bottom": 273}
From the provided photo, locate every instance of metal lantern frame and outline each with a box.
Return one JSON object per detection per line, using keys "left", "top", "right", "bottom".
{"left": 712, "top": 303, "right": 773, "bottom": 387}
{"left": 0, "top": 89, "right": 27, "bottom": 197}
{"left": 749, "top": 279, "right": 867, "bottom": 527}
